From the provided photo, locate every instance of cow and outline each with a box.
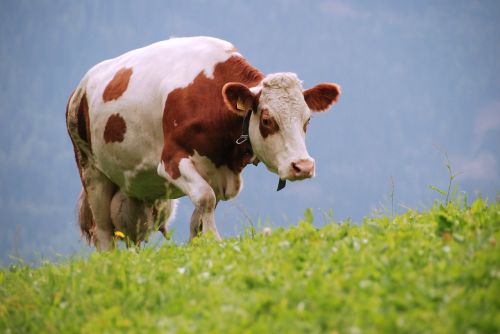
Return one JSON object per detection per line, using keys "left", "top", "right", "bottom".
{"left": 66, "top": 36, "right": 341, "bottom": 250}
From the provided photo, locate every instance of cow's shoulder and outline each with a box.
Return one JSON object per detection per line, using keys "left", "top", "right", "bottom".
{"left": 161, "top": 55, "right": 263, "bottom": 180}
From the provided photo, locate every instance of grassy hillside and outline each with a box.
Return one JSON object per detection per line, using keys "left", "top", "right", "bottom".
{"left": 1, "top": 198, "right": 499, "bottom": 333}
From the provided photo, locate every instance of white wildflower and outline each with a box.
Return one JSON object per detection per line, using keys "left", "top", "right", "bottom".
{"left": 279, "top": 241, "right": 290, "bottom": 248}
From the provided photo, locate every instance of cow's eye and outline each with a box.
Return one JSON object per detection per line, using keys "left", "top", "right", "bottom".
{"left": 261, "top": 117, "right": 272, "bottom": 127}
{"left": 259, "top": 109, "right": 279, "bottom": 137}
{"left": 303, "top": 118, "right": 311, "bottom": 132}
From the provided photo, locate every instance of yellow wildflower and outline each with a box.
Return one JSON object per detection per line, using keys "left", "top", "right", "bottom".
{"left": 114, "top": 231, "right": 125, "bottom": 238}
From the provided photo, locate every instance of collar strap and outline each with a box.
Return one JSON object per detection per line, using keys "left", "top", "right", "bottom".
{"left": 235, "top": 109, "right": 252, "bottom": 145}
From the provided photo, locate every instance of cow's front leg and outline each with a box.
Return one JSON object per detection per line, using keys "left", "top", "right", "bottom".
{"left": 159, "top": 157, "right": 221, "bottom": 241}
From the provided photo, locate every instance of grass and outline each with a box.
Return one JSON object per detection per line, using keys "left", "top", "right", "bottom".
{"left": 0, "top": 197, "right": 499, "bottom": 333}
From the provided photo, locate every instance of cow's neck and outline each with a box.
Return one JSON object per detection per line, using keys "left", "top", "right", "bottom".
{"left": 226, "top": 109, "right": 257, "bottom": 173}
{"left": 234, "top": 85, "right": 263, "bottom": 169}
{"left": 235, "top": 108, "right": 253, "bottom": 153}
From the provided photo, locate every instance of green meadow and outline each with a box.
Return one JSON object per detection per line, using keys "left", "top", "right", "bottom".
{"left": 1, "top": 197, "right": 498, "bottom": 333}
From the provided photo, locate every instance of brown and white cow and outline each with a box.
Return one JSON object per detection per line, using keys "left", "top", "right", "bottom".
{"left": 66, "top": 36, "right": 340, "bottom": 250}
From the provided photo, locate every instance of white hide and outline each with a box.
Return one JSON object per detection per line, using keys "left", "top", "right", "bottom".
{"left": 249, "top": 73, "right": 314, "bottom": 179}
{"left": 79, "top": 36, "right": 239, "bottom": 199}
{"left": 157, "top": 151, "right": 241, "bottom": 202}
{"left": 190, "top": 151, "right": 242, "bottom": 201}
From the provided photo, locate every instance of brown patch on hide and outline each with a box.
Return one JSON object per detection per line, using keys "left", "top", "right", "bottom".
{"left": 77, "top": 93, "right": 92, "bottom": 149}
{"left": 161, "top": 56, "right": 264, "bottom": 179}
{"left": 102, "top": 67, "right": 133, "bottom": 102}
{"left": 104, "top": 114, "right": 127, "bottom": 143}
{"left": 66, "top": 90, "right": 92, "bottom": 176}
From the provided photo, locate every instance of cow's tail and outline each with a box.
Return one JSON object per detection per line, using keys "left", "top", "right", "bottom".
{"left": 78, "top": 188, "right": 95, "bottom": 244}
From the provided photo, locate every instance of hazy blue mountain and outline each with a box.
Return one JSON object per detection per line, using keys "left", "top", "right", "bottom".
{"left": 1, "top": 0, "right": 499, "bottom": 265}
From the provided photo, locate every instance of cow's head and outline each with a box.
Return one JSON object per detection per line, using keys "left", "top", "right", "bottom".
{"left": 223, "top": 73, "right": 341, "bottom": 181}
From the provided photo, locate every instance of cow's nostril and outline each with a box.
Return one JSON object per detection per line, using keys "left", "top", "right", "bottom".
{"left": 292, "top": 162, "right": 302, "bottom": 173}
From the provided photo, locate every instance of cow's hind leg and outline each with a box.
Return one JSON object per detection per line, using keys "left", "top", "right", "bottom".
{"left": 67, "top": 88, "right": 115, "bottom": 250}
{"left": 83, "top": 166, "right": 116, "bottom": 250}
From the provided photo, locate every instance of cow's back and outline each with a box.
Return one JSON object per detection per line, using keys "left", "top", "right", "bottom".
{"left": 79, "top": 37, "right": 239, "bottom": 200}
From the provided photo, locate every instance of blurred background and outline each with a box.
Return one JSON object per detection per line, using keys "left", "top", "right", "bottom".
{"left": 1, "top": 0, "right": 499, "bottom": 265}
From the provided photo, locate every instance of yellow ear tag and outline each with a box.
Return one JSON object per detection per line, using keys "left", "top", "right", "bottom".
{"left": 236, "top": 98, "right": 246, "bottom": 111}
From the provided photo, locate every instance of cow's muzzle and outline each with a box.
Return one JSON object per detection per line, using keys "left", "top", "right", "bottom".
{"left": 289, "top": 159, "right": 315, "bottom": 180}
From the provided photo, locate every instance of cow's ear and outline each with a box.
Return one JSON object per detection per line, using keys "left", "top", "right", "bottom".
{"left": 223, "top": 82, "right": 255, "bottom": 117}
{"left": 303, "top": 83, "right": 341, "bottom": 112}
